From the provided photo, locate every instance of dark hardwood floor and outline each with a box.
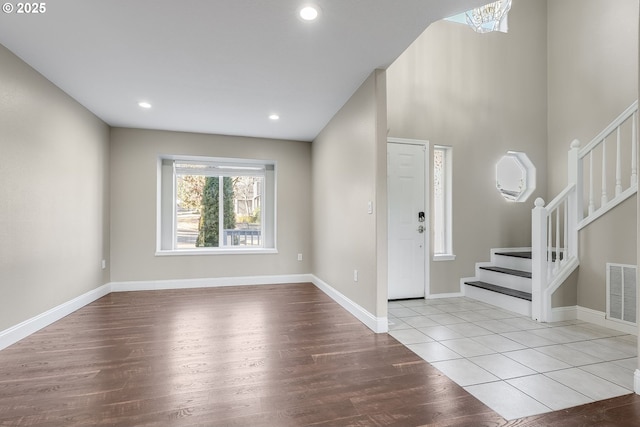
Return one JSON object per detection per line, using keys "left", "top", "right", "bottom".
{"left": 0, "top": 283, "right": 639, "bottom": 426}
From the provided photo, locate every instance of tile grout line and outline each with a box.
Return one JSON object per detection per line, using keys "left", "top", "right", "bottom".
{"left": 388, "top": 297, "right": 637, "bottom": 419}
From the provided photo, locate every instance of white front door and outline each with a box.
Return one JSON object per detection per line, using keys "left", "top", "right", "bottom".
{"left": 387, "top": 140, "right": 428, "bottom": 300}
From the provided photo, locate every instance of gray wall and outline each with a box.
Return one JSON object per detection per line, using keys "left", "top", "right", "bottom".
{"left": 312, "top": 70, "right": 388, "bottom": 317}
{"left": 0, "top": 45, "right": 110, "bottom": 331}
{"left": 386, "top": 0, "right": 548, "bottom": 294}
{"left": 110, "top": 128, "right": 312, "bottom": 282}
{"left": 548, "top": 0, "right": 638, "bottom": 311}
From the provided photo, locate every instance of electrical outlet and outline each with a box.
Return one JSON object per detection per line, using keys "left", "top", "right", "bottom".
{"left": 297, "top": 253, "right": 303, "bottom": 261}
{"left": 101, "top": 259, "right": 107, "bottom": 270}
{"left": 353, "top": 269, "right": 358, "bottom": 282}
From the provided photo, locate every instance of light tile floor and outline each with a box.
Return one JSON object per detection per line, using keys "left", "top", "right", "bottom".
{"left": 388, "top": 297, "right": 637, "bottom": 420}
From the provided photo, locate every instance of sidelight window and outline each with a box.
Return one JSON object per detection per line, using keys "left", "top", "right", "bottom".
{"left": 433, "top": 146, "right": 454, "bottom": 260}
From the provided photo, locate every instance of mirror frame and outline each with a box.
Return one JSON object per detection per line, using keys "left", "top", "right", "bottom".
{"left": 495, "top": 151, "right": 536, "bottom": 202}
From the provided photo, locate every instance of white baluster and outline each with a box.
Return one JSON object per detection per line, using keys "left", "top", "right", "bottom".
{"left": 554, "top": 207, "right": 560, "bottom": 274}
{"left": 632, "top": 112, "right": 638, "bottom": 186}
{"left": 547, "top": 214, "right": 553, "bottom": 280}
{"left": 563, "top": 199, "right": 568, "bottom": 265}
{"left": 615, "top": 127, "right": 622, "bottom": 196}
{"left": 601, "top": 139, "right": 608, "bottom": 207}
{"left": 588, "top": 151, "right": 595, "bottom": 215}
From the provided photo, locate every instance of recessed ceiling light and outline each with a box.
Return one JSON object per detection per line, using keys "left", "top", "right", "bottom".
{"left": 269, "top": 114, "right": 280, "bottom": 120}
{"left": 299, "top": 5, "right": 319, "bottom": 21}
{"left": 138, "top": 101, "right": 152, "bottom": 109}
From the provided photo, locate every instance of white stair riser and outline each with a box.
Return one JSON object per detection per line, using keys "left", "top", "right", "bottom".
{"left": 464, "top": 284, "right": 531, "bottom": 317}
{"left": 476, "top": 269, "right": 531, "bottom": 294}
{"left": 492, "top": 254, "right": 532, "bottom": 273}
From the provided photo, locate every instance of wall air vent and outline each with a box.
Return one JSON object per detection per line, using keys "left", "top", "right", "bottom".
{"left": 606, "top": 263, "right": 637, "bottom": 325}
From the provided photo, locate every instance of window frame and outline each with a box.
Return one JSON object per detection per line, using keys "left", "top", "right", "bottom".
{"left": 432, "top": 145, "right": 455, "bottom": 261}
{"left": 156, "top": 155, "right": 277, "bottom": 256}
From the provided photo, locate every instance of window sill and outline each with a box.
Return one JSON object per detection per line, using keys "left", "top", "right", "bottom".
{"left": 433, "top": 254, "right": 456, "bottom": 262}
{"left": 156, "top": 248, "right": 278, "bottom": 256}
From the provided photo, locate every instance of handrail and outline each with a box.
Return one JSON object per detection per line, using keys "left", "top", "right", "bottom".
{"left": 545, "top": 183, "right": 576, "bottom": 212}
{"left": 579, "top": 100, "right": 638, "bottom": 158}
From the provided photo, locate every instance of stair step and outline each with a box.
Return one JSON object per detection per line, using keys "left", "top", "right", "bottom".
{"left": 495, "top": 251, "right": 532, "bottom": 259}
{"left": 495, "top": 250, "right": 565, "bottom": 262}
{"left": 464, "top": 281, "right": 532, "bottom": 301}
{"left": 479, "top": 266, "right": 531, "bottom": 279}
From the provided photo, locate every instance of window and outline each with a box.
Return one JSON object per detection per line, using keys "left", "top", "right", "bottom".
{"left": 158, "top": 156, "right": 276, "bottom": 254}
{"left": 433, "top": 146, "right": 454, "bottom": 260}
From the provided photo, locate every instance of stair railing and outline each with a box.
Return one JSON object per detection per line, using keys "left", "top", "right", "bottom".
{"left": 578, "top": 100, "right": 638, "bottom": 228}
{"left": 532, "top": 100, "right": 638, "bottom": 322}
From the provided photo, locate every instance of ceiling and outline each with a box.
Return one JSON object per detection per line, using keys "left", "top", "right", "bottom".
{"left": 0, "top": 0, "right": 485, "bottom": 141}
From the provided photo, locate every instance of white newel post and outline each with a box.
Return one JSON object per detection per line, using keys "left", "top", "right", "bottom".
{"left": 531, "top": 198, "right": 547, "bottom": 322}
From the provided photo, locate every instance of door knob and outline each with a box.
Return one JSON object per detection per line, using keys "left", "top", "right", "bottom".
{"left": 417, "top": 225, "right": 425, "bottom": 233}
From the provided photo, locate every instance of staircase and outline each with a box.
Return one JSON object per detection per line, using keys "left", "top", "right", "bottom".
{"left": 463, "top": 100, "right": 638, "bottom": 322}
{"left": 463, "top": 249, "right": 533, "bottom": 317}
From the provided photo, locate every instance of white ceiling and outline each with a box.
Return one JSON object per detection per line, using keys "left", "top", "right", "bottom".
{"left": 0, "top": 0, "right": 485, "bottom": 141}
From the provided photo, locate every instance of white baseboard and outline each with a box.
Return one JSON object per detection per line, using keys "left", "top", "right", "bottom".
{"left": 427, "top": 291, "right": 464, "bottom": 299}
{"left": 0, "top": 283, "right": 112, "bottom": 351}
{"left": 0, "top": 275, "right": 312, "bottom": 351}
{"left": 114, "top": 274, "right": 389, "bottom": 334}
{"left": 310, "top": 275, "right": 388, "bottom": 333}
{"left": 550, "top": 306, "right": 578, "bottom": 322}
{"left": 110, "top": 274, "right": 314, "bottom": 292}
{"left": 577, "top": 306, "right": 638, "bottom": 335}
{"left": 0, "top": 274, "right": 390, "bottom": 350}
{"left": 23, "top": 276, "right": 635, "bottom": 352}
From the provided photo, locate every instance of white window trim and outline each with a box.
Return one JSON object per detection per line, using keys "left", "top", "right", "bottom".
{"left": 433, "top": 254, "right": 456, "bottom": 262}
{"left": 155, "top": 248, "right": 279, "bottom": 256}
{"left": 156, "top": 155, "right": 277, "bottom": 256}
{"left": 433, "top": 145, "right": 455, "bottom": 261}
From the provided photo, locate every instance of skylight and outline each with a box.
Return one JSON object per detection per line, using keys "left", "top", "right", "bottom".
{"left": 445, "top": 0, "right": 512, "bottom": 34}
